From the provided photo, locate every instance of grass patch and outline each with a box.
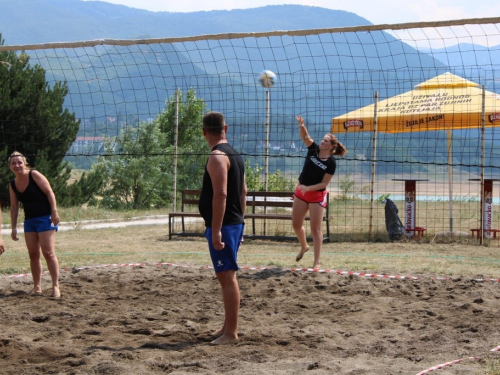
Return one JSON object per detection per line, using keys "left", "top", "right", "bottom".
{"left": 486, "top": 359, "right": 500, "bottom": 375}
{"left": 1, "top": 223, "right": 499, "bottom": 279}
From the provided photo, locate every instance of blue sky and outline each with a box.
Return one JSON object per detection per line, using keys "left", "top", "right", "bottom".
{"left": 83, "top": 0, "right": 500, "bottom": 25}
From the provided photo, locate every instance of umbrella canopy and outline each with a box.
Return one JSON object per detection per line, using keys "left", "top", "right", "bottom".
{"left": 331, "top": 72, "right": 500, "bottom": 134}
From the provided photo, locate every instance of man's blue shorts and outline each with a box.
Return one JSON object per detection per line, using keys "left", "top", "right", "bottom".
{"left": 205, "top": 223, "right": 244, "bottom": 273}
{"left": 24, "top": 214, "right": 58, "bottom": 233}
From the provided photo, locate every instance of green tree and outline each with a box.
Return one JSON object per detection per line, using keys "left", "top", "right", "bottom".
{"left": 91, "top": 89, "right": 207, "bottom": 209}
{"left": 244, "top": 159, "right": 296, "bottom": 192}
{"left": 158, "top": 89, "right": 206, "bottom": 147}
{"left": 0, "top": 35, "right": 98, "bottom": 206}
{"left": 338, "top": 173, "right": 355, "bottom": 200}
{"left": 156, "top": 89, "right": 208, "bottom": 191}
{"left": 92, "top": 121, "right": 172, "bottom": 210}
{"left": 244, "top": 159, "right": 263, "bottom": 191}
{"left": 268, "top": 170, "right": 296, "bottom": 191}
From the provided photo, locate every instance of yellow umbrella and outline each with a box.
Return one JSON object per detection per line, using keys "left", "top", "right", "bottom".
{"left": 332, "top": 72, "right": 500, "bottom": 133}
{"left": 331, "top": 72, "right": 500, "bottom": 236}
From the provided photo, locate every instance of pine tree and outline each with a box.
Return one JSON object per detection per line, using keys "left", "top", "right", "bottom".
{"left": 0, "top": 34, "right": 99, "bottom": 206}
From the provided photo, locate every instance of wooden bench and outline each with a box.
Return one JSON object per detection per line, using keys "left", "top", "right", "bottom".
{"left": 245, "top": 191, "right": 330, "bottom": 242}
{"left": 470, "top": 228, "right": 500, "bottom": 239}
{"left": 405, "top": 227, "right": 426, "bottom": 238}
{"left": 168, "top": 189, "right": 205, "bottom": 240}
{"left": 168, "top": 189, "right": 330, "bottom": 242}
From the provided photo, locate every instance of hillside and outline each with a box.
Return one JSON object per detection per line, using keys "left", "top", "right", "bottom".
{"left": 0, "top": 0, "right": 447, "bottom": 124}
{"left": 423, "top": 43, "right": 500, "bottom": 90}
{"left": 0, "top": 0, "right": 371, "bottom": 45}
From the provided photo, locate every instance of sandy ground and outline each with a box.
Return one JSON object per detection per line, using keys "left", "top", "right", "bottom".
{"left": 1, "top": 262, "right": 500, "bottom": 375}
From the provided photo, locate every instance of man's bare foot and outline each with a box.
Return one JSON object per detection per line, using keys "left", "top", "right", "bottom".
{"left": 312, "top": 264, "right": 321, "bottom": 270}
{"left": 295, "top": 247, "right": 309, "bottom": 262}
{"left": 210, "top": 334, "right": 238, "bottom": 345}
{"left": 28, "top": 287, "right": 42, "bottom": 295}
{"left": 51, "top": 286, "right": 61, "bottom": 299}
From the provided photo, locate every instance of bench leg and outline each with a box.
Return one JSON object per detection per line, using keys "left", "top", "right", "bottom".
{"left": 406, "top": 228, "right": 425, "bottom": 238}
{"left": 485, "top": 230, "right": 499, "bottom": 239}
{"left": 469, "top": 229, "right": 500, "bottom": 239}
{"left": 169, "top": 217, "right": 172, "bottom": 240}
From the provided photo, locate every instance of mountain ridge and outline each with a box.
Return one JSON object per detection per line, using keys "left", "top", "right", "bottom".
{"left": 0, "top": 0, "right": 371, "bottom": 45}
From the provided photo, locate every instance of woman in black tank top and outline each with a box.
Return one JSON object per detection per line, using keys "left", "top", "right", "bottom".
{"left": 293, "top": 116, "right": 348, "bottom": 269}
{"left": 8, "top": 151, "right": 61, "bottom": 298}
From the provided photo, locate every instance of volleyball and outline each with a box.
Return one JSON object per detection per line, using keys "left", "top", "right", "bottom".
{"left": 258, "top": 70, "right": 276, "bottom": 88}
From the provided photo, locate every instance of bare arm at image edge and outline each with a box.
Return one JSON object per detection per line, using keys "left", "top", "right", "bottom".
{"left": 0, "top": 201, "right": 4, "bottom": 255}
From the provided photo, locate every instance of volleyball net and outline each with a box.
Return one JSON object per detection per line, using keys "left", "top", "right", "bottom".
{"left": 1, "top": 17, "right": 500, "bottom": 239}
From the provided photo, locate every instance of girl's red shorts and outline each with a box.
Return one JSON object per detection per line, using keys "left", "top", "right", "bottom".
{"left": 293, "top": 185, "right": 328, "bottom": 208}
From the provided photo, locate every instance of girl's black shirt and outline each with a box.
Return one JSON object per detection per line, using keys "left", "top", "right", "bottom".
{"left": 11, "top": 170, "right": 51, "bottom": 220}
{"left": 298, "top": 142, "right": 336, "bottom": 191}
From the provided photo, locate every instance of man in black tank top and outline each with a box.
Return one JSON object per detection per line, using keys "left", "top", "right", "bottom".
{"left": 199, "top": 111, "right": 247, "bottom": 345}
